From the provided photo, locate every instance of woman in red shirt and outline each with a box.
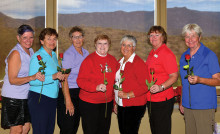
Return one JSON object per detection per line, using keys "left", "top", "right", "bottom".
{"left": 114, "top": 35, "right": 150, "bottom": 134}
{"left": 145, "top": 26, "right": 178, "bottom": 134}
{"left": 77, "top": 34, "right": 117, "bottom": 134}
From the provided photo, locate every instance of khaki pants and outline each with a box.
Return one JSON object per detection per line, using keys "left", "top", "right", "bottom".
{"left": 184, "top": 108, "right": 215, "bottom": 134}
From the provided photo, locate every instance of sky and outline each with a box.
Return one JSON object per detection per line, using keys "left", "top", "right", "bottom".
{"left": 0, "top": 0, "right": 219, "bottom": 19}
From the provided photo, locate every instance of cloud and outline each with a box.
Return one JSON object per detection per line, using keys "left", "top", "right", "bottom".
{"left": 119, "top": 0, "right": 153, "bottom": 4}
{"left": 0, "top": 0, "right": 45, "bottom": 19}
{"left": 167, "top": 0, "right": 220, "bottom": 12}
{"left": 58, "top": 0, "right": 86, "bottom": 14}
{"left": 58, "top": 0, "right": 86, "bottom": 8}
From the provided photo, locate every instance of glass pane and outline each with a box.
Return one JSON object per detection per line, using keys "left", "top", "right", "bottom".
{"left": 58, "top": 0, "right": 154, "bottom": 60}
{"left": 0, "top": 0, "right": 46, "bottom": 81}
{"left": 167, "top": 0, "right": 220, "bottom": 86}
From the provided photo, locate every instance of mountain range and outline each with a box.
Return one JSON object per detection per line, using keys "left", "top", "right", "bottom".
{"left": 0, "top": 7, "right": 219, "bottom": 36}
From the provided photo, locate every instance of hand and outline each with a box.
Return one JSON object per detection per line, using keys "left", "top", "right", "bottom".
{"left": 65, "top": 100, "right": 74, "bottom": 116}
{"left": 53, "top": 72, "right": 65, "bottom": 81}
{"left": 33, "top": 72, "right": 45, "bottom": 81}
{"left": 179, "top": 104, "right": 184, "bottom": 114}
{"left": 113, "top": 104, "right": 118, "bottom": 114}
{"left": 118, "top": 91, "right": 127, "bottom": 99}
{"left": 96, "top": 84, "right": 107, "bottom": 92}
{"left": 188, "top": 75, "right": 199, "bottom": 84}
{"left": 150, "top": 84, "right": 162, "bottom": 94}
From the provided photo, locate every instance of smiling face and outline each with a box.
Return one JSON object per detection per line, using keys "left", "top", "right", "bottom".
{"left": 149, "top": 31, "right": 164, "bottom": 49}
{"left": 95, "top": 39, "right": 110, "bottom": 56}
{"left": 184, "top": 30, "right": 201, "bottom": 50}
{"left": 70, "top": 31, "right": 84, "bottom": 49}
{"left": 17, "top": 31, "right": 34, "bottom": 50}
{"left": 40, "top": 34, "right": 57, "bottom": 53}
{"left": 121, "top": 40, "right": 135, "bottom": 59}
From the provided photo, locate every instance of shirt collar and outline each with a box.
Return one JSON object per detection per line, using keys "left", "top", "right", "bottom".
{"left": 71, "top": 44, "right": 86, "bottom": 55}
{"left": 149, "top": 43, "right": 166, "bottom": 55}
{"left": 16, "top": 43, "right": 33, "bottom": 56}
{"left": 186, "top": 42, "right": 204, "bottom": 56}
{"left": 39, "top": 46, "right": 56, "bottom": 57}
{"left": 119, "top": 53, "right": 136, "bottom": 64}
{"left": 96, "top": 51, "right": 107, "bottom": 57}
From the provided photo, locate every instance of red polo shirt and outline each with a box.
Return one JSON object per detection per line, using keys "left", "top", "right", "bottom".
{"left": 145, "top": 44, "right": 178, "bottom": 102}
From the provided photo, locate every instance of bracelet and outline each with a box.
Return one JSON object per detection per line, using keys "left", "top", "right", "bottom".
{"left": 161, "top": 85, "right": 165, "bottom": 91}
{"left": 127, "top": 93, "right": 130, "bottom": 99}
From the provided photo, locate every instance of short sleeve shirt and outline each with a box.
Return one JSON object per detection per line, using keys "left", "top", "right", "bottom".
{"left": 145, "top": 44, "right": 178, "bottom": 102}
{"left": 180, "top": 43, "right": 220, "bottom": 109}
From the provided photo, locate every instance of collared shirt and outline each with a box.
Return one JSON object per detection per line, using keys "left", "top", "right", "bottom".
{"left": 2, "top": 43, "right": 34, "bottom": 99}
{"left": 29, "top": 47, "right": 60, "bottom": 98}
{"left": 145, "top": 44, "right": 178, "bottom": 102}
{"left": 180, "top": 43, "right": 220, "bottom": 109}
{"left": 115, "top": 53, "right": 136, "bottom": 106}
{"left": 61, "top": 45, "right": 89, "bottom": 88}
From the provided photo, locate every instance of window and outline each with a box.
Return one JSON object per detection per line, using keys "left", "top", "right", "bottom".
{"left": 58, "top": 0, "right": 154, "bottom": 61}
{"left": 0, "top": 0, "right": 46, "bottom": 80}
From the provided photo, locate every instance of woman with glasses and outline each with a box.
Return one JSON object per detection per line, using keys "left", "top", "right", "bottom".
{"left": 180, "top": 24, "right": 220, "bottom": 134}
{"left": 57, "top": 26, "right": 89, "bottom": 134}
{"left": 114, "top": 35, "right": 150, "bottom": 134}
{"left": 77, "top": 34, "right": 117, "bottom": 134}
{"left": 145, "top": 26, "right": 178, "bottom": 134}
{"left": 1, "top": 24, "right": 44, "bottom": 134}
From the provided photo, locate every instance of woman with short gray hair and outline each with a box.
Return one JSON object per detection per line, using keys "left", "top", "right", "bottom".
{"left": 114, "top": 35, "right": 149, "bottom": 134}
{"left": 180, "top": 23, "right": 220, "bottom": 134}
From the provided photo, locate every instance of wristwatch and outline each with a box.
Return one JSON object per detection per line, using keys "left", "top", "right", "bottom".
{"left": 127, "top": 94, "right": 130, "bottom": 99}
{"left": 161, "top": 85, "right": 165, "bottom": 91}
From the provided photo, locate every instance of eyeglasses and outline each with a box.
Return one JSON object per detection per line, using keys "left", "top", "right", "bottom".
{"left": 72, "top": 36, "right": 83, "bottom": 40}
{"left": 148, "top": 34, "right": 161, "bottom": 38}
{"left": 185, "top": 35, "right": 198, "bottom": 40}
{"left": 121, "top": 44, "right": 133, "bottom": 48}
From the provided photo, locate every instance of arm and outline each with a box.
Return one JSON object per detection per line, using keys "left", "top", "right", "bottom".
{"left": 150, "top": 72, "right": 178, "bottom": 93}
{"left": 188, "top": 73, "right": 220, "bottom": 86}
{"left": 77, "top": 59, "right": 99, "bottom": 92}
{"left": 29, "top": 55, "right": 64, "bottom": 86}
{"left": 118, "top": 90, "right": 135, "bottom": 99}
{"left": 150, "top": 51, "right": 178, "bottom": 93}
{"left": 188, "top": 52, "right": 220, "bottom": 86}
{"left": 8, "top": 50, "right": 44, "bottom": 85}
{"left": 179, "top": 93, "right": 184, "bottom": 114}
{"left": 118, "top": 59, "right": 149, "bottom": 98}
{"left": 61, "top": 72, "right": 74, "bottom": 116}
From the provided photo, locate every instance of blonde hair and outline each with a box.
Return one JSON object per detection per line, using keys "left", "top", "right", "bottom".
{"left": 182, "top": 24, "right": 203, "bottom": 37}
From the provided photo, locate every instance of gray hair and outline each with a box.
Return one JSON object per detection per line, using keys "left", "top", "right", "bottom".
{"left": 182, "top": 24, "right": 203, "bottom": 37}
{"left": 120, "top": 35, "right": 137, "bottom": 47}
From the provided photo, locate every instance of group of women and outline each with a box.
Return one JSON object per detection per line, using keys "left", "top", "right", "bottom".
{"left": 1, "top": 23, "right": 220, "bottom": 134}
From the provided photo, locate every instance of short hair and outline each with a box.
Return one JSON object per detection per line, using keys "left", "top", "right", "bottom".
{"left": 69, "top": 26, "right": 85, "bottom": 38}
{"left": 182, "top": 23, "right": 203, "bottom": 37}
{"left": 147, "top": 25, "right": 167, "bottom": 44}
{"left": 120, "top": 35, "right": 137, "bottom": 47}
{"left": 94, "top": 34, "right": 111, "bottom": 45}
{"left": 17, "top": 24, "right": 34, "bottom": 36}
{"left": 39, "top": 28, "right": 58, "bottom": 42}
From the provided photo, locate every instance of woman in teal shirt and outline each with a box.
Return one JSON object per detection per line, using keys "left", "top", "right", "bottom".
{"left": 28, "top": 28, "right": 65, "bottom": 134}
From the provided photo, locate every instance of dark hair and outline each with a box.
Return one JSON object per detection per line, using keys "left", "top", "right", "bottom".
{"left": 69, "top": 26, "right": 85, "bottom": 38}
{"left": 147, "top": 25, "right": 167, "bottom": 44}
{"left": 39, "top": 28, "right": 58, "bottom": 42}
{"left": 17, "top": 24, "right": 34, "bottom": 36}
{"left": 94, "top": 34, "right": 111, "bottom": 45}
